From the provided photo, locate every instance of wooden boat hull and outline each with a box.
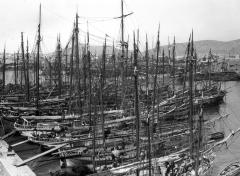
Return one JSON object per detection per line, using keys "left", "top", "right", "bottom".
{"left": 209, "top": 132, "right": 224, "bottom": 140}
{"left": 1, "top": 113, "right": 20, "bottom": 122}
{"left": 218, "top": 162, "right": 240, "bottom": 176}
{"left": 196, "top": 90, "right": 226, "bottom": 107}
{"left": 64, "top": 155, "right": 135, "bottom": 172}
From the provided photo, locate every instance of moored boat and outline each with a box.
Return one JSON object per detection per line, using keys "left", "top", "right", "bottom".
{"left": 218, "top": 162, "right": 240, "bottom": 176}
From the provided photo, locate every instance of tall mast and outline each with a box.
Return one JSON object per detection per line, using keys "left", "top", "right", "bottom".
{"left": 121, "top": 0, "right": 124, "bottom": 57}
{"left": 152, "top": 24, "right": 160, "bottom": 139}
{"left": 145, "top": 34, "right": 152, "bottom": 176}
{"left": 92, "top": 103, "right": 97, "bottom": 172}
{"left": 69, "top": 25, "right": 75, "bottom": 113}
{"left": 120, "top": 0, "right": 125, "bottom": 104}
{"left": 208, "top": 49, "right": 212, "bottom": 89}
{"left": 75, "top": 13, "right": 81, "bottom": 114}
{"left": 172, "top": 36, "right": 176, "bottom": 94}
{"left": 86, "top": 28, "right": 94, "bottom": 172}
{"left": 112, "top": 42, "right": 117, "bottom": 108}
{"left": 195, "top": 99, "right": 203, "bottom": 176}
{"left": 189, "top": 31, "right": 194, "bottom": 159}
{"left": 2, "top": 46, "right": 6, "bottom": 93}
{"left": 118, "top": 0, "right": 133, "bottom": 108}
{"left": 36, "top": 4, "right": 41, "bottom": 115}
{"left": 125, "top": 36, "right": 129, "bottom": 78}
{"left": 184, "top": 35, "right": 191, "bottom": 91}
{"left": 20, "top": 59, "right": 23, "bottom": 88}
{"left": 83, "top": 38, "right": 87, "bottom": 102}
{"left": 87, "top": 23, "right": 92, "bottom": 125}
{"left": 100, "top": 38, "right": 106, "bottom": 165}
{"left": 56, "top": 35, "right": 62, "bottom": 97}
{"left": 102, "top": 38, "right": 106, "bottom": 85}
{"left": 133, "top": 32, "right": 140, "bottom": 176}
{"left": 16, "top": 50, "right": 19, "bottom": 85}
{"left": 26, "top": 39, "right": 30, "bottom": 101}
{"left": 21, "top": 32, "right": 27, "bottom": 91}
{"left": 65, "top": 45, "right": 68, "bottom": 86}
{"left": 162, "top": 49, "right": 165, "bottom": 85}
{"left": 145, "top": 34, "right": 149, "bottom": 91}
{"left": 14, "top": 53, "right": 17, "bottom": 85}
{"left": 33, "top": 51, "right": 36, "bottom": 86}
{"left": 168, "top": 36, "right": 171, "bottom": 60}
{"left": 49, "top": 61, "right": 52, "bottom": 88}
{"left": 194, "top": 50, "right": 197, "bottom": 93}
{"left": 168, "top": 36, "right": 171, "bottom": 86}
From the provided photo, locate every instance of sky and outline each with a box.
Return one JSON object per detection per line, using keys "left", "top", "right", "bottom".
{"left": 0, "top": 0, "right": 240, "bottom": 53}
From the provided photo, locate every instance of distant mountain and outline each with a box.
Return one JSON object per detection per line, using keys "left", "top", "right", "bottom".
{"left": 159, "top": 39, "right": 240, "bottom": 57}
{"left": 46, "top": 39, "right": 240, "bottom": 59}
{"left": 86, "top": 39, "right": 240, "bottom": 57}
{"left": 45, "top": 44, "right": 118, "bottom": 60}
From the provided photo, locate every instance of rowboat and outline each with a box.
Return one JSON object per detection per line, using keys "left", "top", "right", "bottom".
{"left": 218, "top": 162, "right": 240, "bottom": 176}
{"left": 209, "top": 132, "right": 224, "bottom": 140}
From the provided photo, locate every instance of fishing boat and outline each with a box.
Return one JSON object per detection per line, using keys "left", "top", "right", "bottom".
{"left": 14, "top": 112, "right": 134, "bottom": 137}
{"left": 14, "top": 119, "right": 65, "bottom": 137}
{"left": 209, "top": 131, "right": 225, "bottom": 140}
{"left": 218, "top": 162, "right": 240, "bottom": 176}
{"left": 0, "top": 1, "right": 234, "bottom": 175}
{"left": 196, "top": 89, "right": 226, "bottom": 106}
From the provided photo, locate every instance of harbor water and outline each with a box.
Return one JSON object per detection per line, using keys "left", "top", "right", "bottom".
{"left": 2, "top": 81, "right": 240, "bottom": 176}
{"left": 209, "top": 81, "right": 240, "bottom": 175}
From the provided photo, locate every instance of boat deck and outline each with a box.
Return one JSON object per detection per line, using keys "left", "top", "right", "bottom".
{"left": 0, "top": 140, "right": 36, "bottom": 176}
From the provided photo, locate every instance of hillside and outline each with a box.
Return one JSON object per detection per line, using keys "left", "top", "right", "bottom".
{"left": 159, "top": 39, "right": 240, "bottom": 57}
{"left": 86, "top": 39, "right": 240, "bottom": 57}
{"left": 46, "top": 39, "right": 240, "bottom": 58}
